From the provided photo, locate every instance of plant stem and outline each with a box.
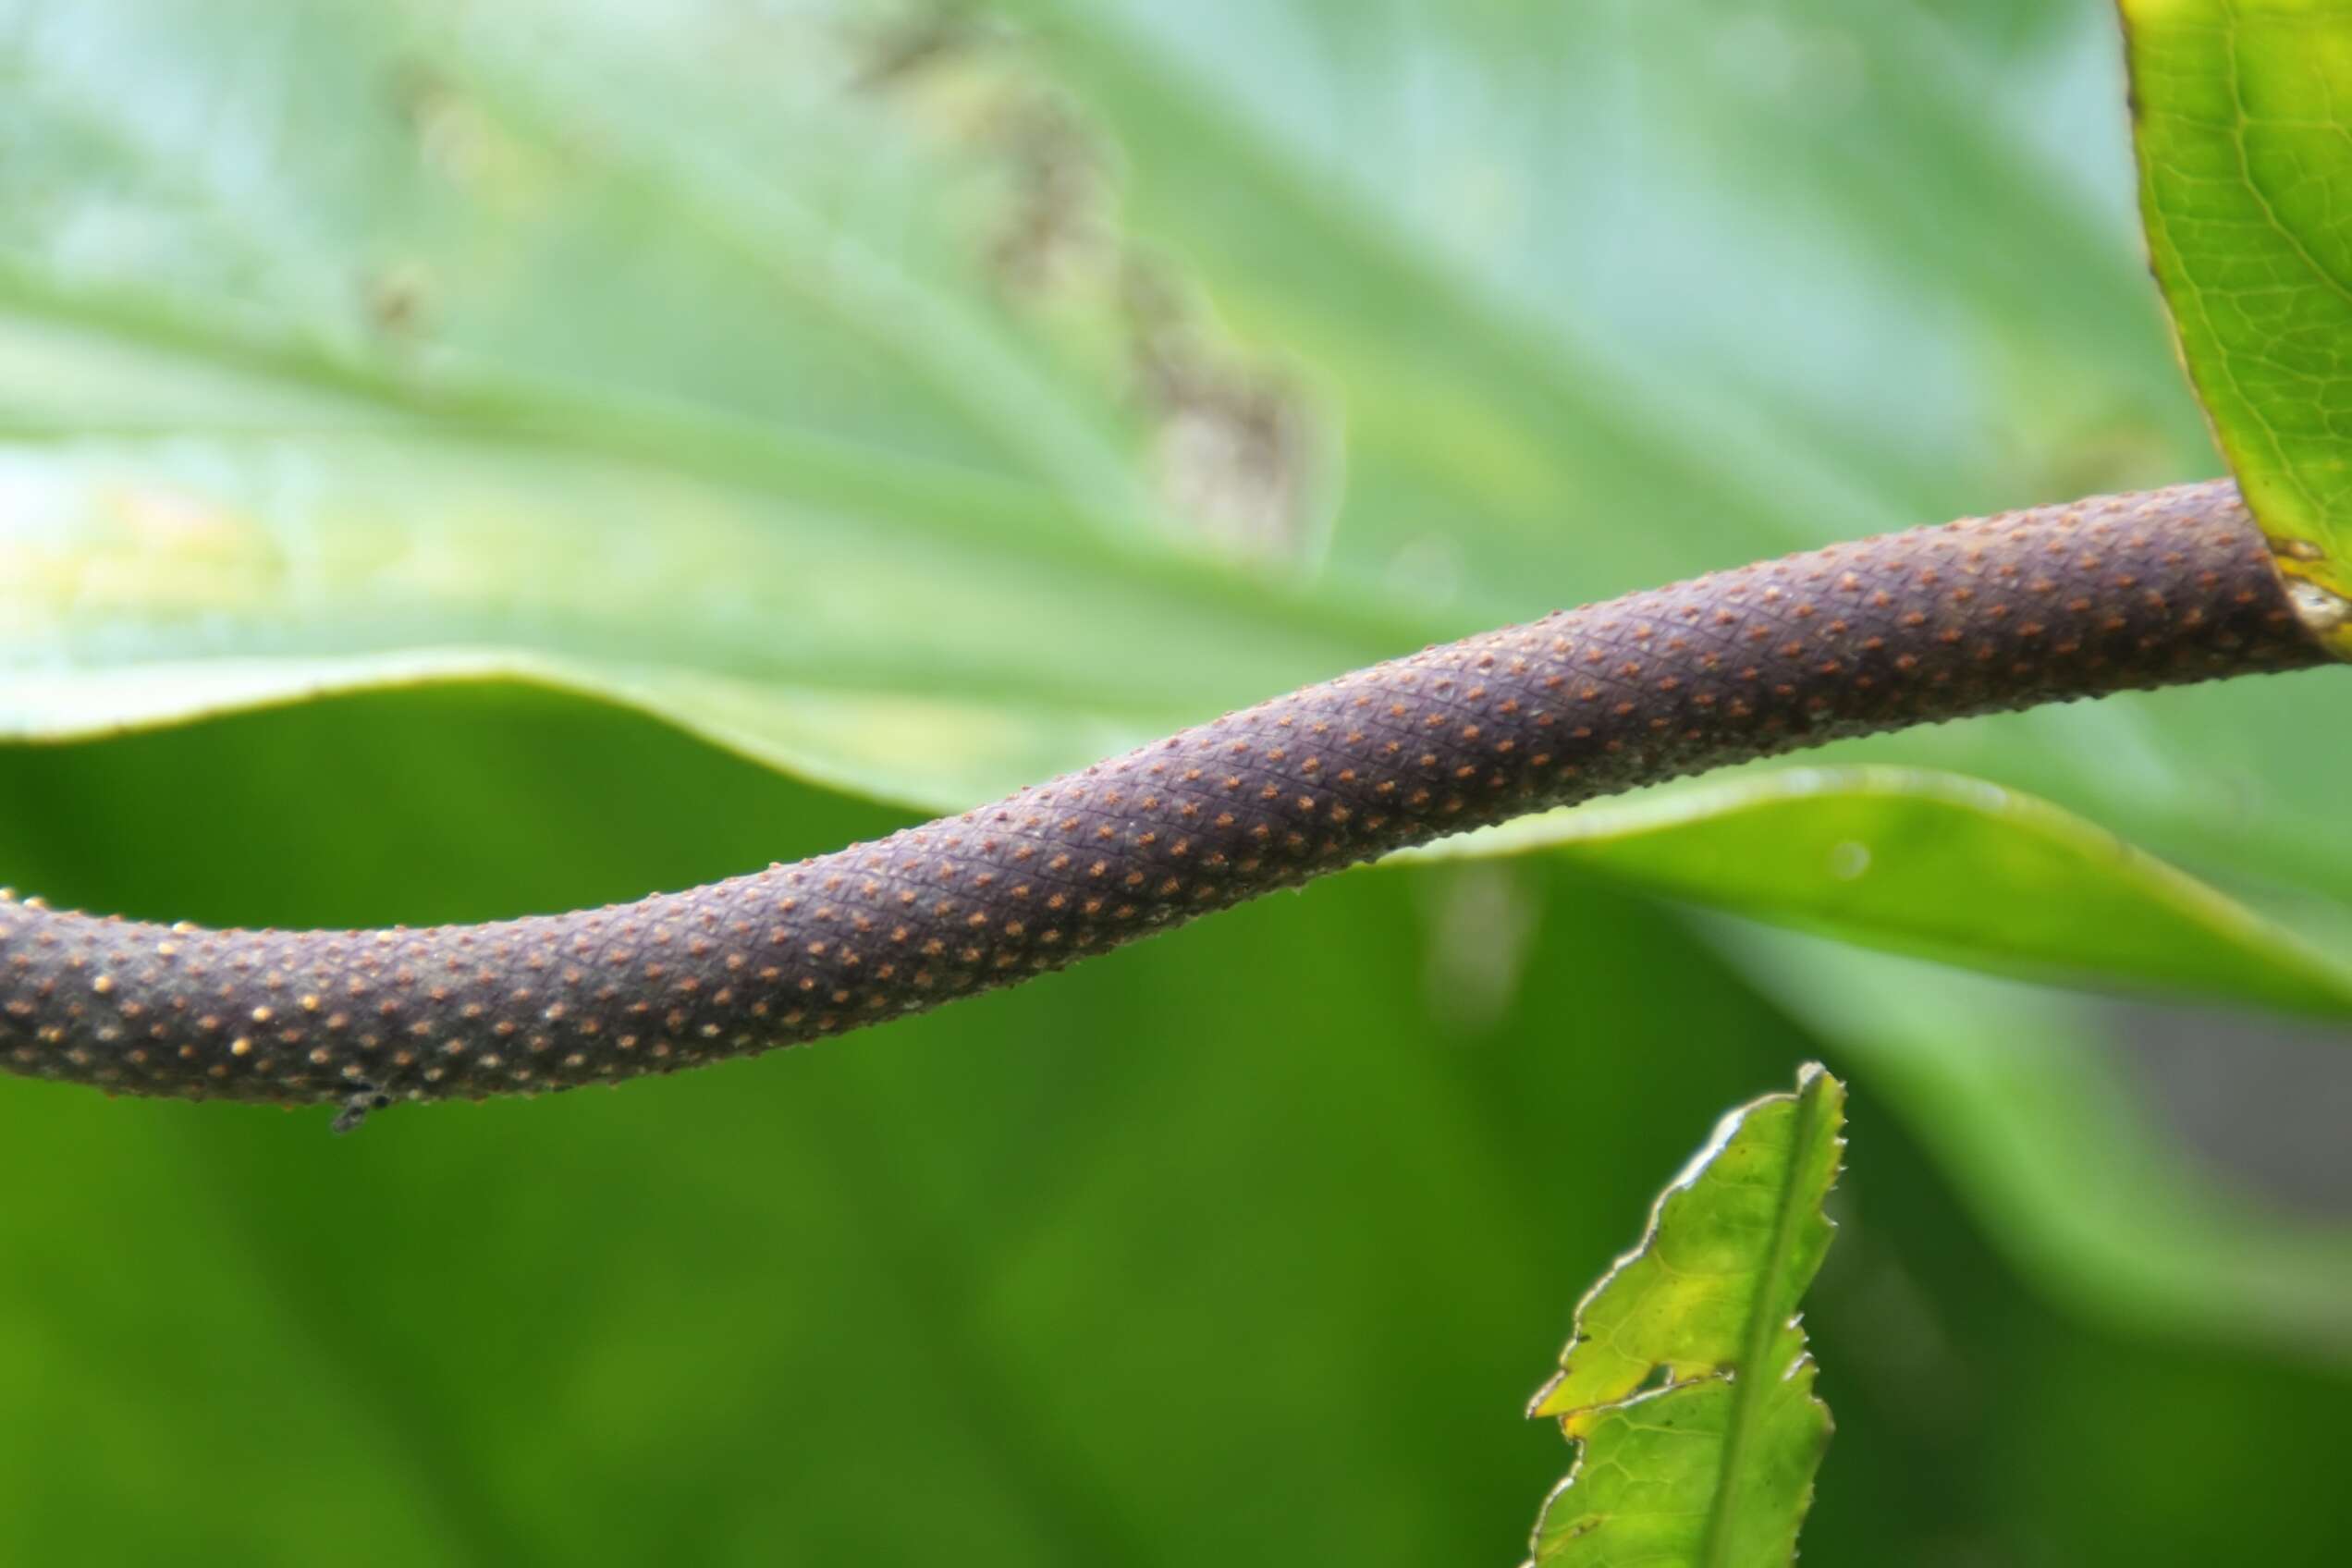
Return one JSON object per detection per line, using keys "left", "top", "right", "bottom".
{"left": 0, "top": 481, "right": 2329, "bottom": 1127}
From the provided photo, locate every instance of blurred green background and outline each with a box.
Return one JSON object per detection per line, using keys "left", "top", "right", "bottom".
{"left": 0, "top": 1, "right": 2347, "bottom": 1562}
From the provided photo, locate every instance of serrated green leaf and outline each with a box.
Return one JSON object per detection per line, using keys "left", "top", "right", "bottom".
{"left": 1525, "top": 1066, "right": 1844, "bottom": 1568}
{"left": 2123, "top": 0, "right": 2352, "bottom": 651}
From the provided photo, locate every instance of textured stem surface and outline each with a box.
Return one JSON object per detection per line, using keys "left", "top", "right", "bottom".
{"left": 0, "top": 482, "right": 2327, "bottom": 1126}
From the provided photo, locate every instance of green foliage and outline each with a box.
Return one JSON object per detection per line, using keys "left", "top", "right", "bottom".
{"left": 1526, "top": 1068, "right": 1843, "bottom": 1568}
{"left": 1432, "top": 766, "right": 2352, "bottom": 1019}
{"left": 2125, "top": 0, "right": 2352, "bottom": 648}
{"left": 0, "top": 1, "right": 2348, "bottom": 1563}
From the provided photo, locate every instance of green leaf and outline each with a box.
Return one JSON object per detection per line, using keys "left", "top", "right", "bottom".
{"left": 4, "top": 692, "right": 2351, "bottom": 1562}
{"left": 1525, "top": 1066, "right": 1844, "bottom": 1568}
{"left": 1420, "top": 765, "right": 2352, "bottom": 1022}
{"left": 978, "top": 0, "right": 2352, "bottom": 914}
{"left": 15, "top": 0, "right": 2352, "bottom": 918}
{"left": 0, "top": 427, "right": 1415, "bottom": 810}
{"left": 2123, "top": 0, "right": 2352, "bottom": 651}
{"left": 0, "top": 0, "right": 1437, "bottom": 806}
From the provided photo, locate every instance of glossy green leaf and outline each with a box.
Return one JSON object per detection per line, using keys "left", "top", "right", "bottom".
{"left": 1525, "top": 1067, "right": 1843, "bottom": 1568}
{"left": 1424, "top": 765, "right": 2352, "bottom": 1021}
{"left": 2124, "top": 0, "right": 2352, "bottom": 649}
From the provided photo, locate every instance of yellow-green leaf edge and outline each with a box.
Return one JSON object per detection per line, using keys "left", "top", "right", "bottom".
{"left": 1524, "top": 1066, "right": 1844, "bottom": 1568}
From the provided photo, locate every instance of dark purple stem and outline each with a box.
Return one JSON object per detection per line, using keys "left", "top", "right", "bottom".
{"left": 0, "top": 482, "right": 2327, "bottom": 1128}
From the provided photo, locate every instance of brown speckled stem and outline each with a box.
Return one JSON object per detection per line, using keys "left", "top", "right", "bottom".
{"left": 0, "top": 482, "right": 2330, "bottom": 1129}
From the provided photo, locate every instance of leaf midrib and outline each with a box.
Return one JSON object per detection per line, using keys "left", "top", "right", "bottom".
{"left": 1696, "top": 1076, "right": 1826, "bottom": 1568}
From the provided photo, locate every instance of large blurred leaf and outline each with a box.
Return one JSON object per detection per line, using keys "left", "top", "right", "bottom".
{"left": 0, "top": 429, "right": 1419, "bottom": 807}
{"left": 5, "top": 689, "right": 2347, "bottom": 1566}
{"left": 0, "top": 0, "right": 2342, "bottom": 1007}
{"left": 0, "top": 0, "right": 1454, "bottom": 805}
{"left": 1525, "top": 1066, "right": 1842, "bottom": 1568}
{"left": 987, "top": 0, "right": 2352, "bottom": 904}
{"left": 0, "top": 0, "right": 2344, "bottom": 888}
{"left": 0, "top": 0, "right": 2333, "bottom": 1020}
{"left": 2125, "top": 0, "right": 2352, "bottom": 648}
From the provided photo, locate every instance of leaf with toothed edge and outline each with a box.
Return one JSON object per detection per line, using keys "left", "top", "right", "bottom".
{"left": 1524, "top": 1066, "right": 1844, "bottom": 1568}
